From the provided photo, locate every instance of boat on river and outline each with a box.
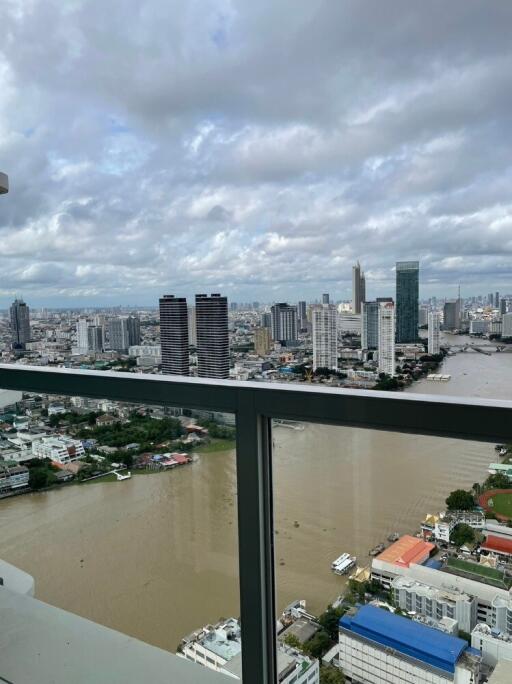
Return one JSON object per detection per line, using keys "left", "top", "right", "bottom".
{"left": 369, "top": 543, "right": 386, "bottom": 556}
{"left": 331, "top": 553, "right": 357, "bottom": 575}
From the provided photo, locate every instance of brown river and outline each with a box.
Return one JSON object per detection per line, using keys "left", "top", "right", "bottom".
{"left": 0, "top": 335, "right": 511, "bottom": 652}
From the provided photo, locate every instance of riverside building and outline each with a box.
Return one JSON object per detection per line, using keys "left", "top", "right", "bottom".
{"left": 396, "top": 261, "right": 419, "bottom": 343}
{"left": 428, "top": 311, "right": 441, "bottom": 354}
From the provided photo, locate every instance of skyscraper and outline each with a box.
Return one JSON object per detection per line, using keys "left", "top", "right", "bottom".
{"left": 378, "top": 301, "right": 395, "bottom": 376}
{"left": 159, "top": 295, "right": 189, "bottom": 375}
{"left": 87, "top": 325, "right": 104, "bottom": 353}
{"left": 126, "top": 316, "right": 141, "bottom": 347}
{"left": 352, "top": 262, "right": 365, "bottom": 314}
{"left": 322, "top": 293, "right": 330, "bottom": 305}
{"left": 297, "top": 301, "right": 307, "bottom": 331}
{"left": 362, "top": 298, "right": 393, "bottom": 350}
{"left": 428, "top": 311, "right": 441, "bottom": 355}
{"left": 500, "top": 298, "right": 508, "bottom": 316}
{"left": 312, "top": 304, "right": 337, "bottom": 371}
{"left": 495, "top": 292, "right": 500, "bottom": 308}
{"left": 395, "top": 261, "right": 419, "bottom": 343}
{"left": 10, "top": 299, "right": 31, "bottom": 349}
{"left": 107, "top": 317, "right": 130, "bottom": 351}
{"left": 196, "top": 294, "right": 229, "bottom": 379}
{"left": 188, "top": 306, "right": 197, "bottom": 346}
{"left": 76, "top": 318, "right": 89, "bottom": 353}
{"left": 443, "top": 301, "right": 460, "bottom": 331}
{"left": 270, "top": 303, "right": 298, "bottom": 346}
{"left": 361, "top": 301, "right": 379, "bottom": 350}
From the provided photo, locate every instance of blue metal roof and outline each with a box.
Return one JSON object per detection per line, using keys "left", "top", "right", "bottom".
{"left": 423, "top": 558, "right": 443, "bottom": 570}
{"left": 339, "top": 605, "right": 467, "bottom": 674}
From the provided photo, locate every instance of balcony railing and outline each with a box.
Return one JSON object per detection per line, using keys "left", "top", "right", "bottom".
{"left": 0, "top": 363, "right": 511, "bottom": 683}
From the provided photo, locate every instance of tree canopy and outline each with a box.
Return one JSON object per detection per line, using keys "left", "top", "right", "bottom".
{"left": 445, "top": 489, "right": 475, "bottom": 511}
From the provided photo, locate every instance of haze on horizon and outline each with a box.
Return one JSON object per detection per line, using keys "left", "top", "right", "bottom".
{"left": 0, "top": 1, "right": 511, "bottom": 308}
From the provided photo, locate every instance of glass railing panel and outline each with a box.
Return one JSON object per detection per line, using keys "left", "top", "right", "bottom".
{"left": 272, "top": 420, "right": 510, "bottom": 682}
{"left": 0, "top": 390, "right": 241, "bottom": 678}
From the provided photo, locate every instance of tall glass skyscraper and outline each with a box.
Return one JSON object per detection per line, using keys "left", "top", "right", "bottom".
{"left": 10, "top": 298, "right": 31, "bottom": 349}
{"left": 395, "top": 261, "right": 419, "bottom": 343}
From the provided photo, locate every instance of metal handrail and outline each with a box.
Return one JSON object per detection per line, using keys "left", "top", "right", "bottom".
{"left": 1, "top": 363, "right": 511, "bottom": 684}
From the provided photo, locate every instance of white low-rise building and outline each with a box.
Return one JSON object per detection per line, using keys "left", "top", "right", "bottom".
{"left": 32, "top": 437, "right": 85, "bottom": 464}
{"left": 392, "top": 576, "right": 477, "bottom": 634}
{"left": 471, "top": 623, "right": 512, "bottom": 667}
{"left": 179, "top": 617, "right": 318, "bottom": 683}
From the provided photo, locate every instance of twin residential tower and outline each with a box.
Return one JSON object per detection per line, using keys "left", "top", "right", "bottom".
{"left": 159, "top": 293, "right": 229, "bottom": 379}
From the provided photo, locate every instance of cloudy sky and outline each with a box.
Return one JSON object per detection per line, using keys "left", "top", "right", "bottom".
{"left": 0, "top": 1, "right": 511, "bottom": 307}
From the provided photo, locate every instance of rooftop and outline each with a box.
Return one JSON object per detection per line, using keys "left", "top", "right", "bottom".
{"left": 376, "top": 535, "right": 435, "bottom": 567}
{"left": 481, "top": 535, "right": 512, "bottom": 556}
{"left": 488, "top": 659, "right": 512, "bottom": 684}
{"left": 340, "top": 605, "right": 468, "bottom": 674}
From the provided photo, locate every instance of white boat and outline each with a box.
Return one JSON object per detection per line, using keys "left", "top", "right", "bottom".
{"left": 115, "top": 471, "right": 132, "bottom": 481}
{"left": 331, "top": 552, "right": 350, "bottom": 569}
{"left": 332, "top": 553, "right": 357, "bottom": 575}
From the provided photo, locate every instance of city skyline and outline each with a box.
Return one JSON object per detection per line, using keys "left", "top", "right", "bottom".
{"left": 1, "top": 4, "right": 512, "bottom": 305}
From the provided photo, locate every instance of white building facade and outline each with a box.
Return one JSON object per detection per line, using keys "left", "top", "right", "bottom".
{"left": 378, "top": 301, "right": 395, "bottom": 376}
{"left": 32, "top": 437, "right": 85, "bottom": 464}
{"left": 312, "top": 304, "right": 338, "bottom": 371}
{"left": 428, "top": 311, "right": 441, "bottom": 355}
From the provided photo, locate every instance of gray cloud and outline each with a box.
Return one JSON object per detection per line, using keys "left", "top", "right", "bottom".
{"left": 0, "top": 0, "right": 511, "bottom": 306}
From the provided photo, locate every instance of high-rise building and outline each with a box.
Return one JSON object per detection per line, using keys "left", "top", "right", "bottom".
{"left": 87, "top": 326, "right": 104, "bottom": 353}
{"left": 261, "top": 312, "right": 272, "bottom": 329}
{"left": 378, "top": 301, "right": 395, "bottom": 376}
{"left": 395, "top": 261, "right": 419, "bottom": 343}
{"left": 76, "top": 318, "right": 89, "bottom": 353}
{"left": 352, "top": 262, "right": 365, "bottom": 314}
{"left": 322, "top": 293, "right": 330, "bottom": 304}
{"left": 312, "top": 304, "right": 337, "bottom": 371}
{"left": 10, "top": 299, "right": 31, "bottom": 349}
{"left": 107, "top": 317, "right": 130, "bottom": 352}
{"left": 297, "top": 301, "right": 307, "bottom": 331}
{"left": 159, "top": 295, "right": 189, "bottom": 375}
{"left": 270, "top": 303, "right": 298, "bottom": 346}
{"left": 254, "top": 327, "right": 271, "bottom": 357}
{"left": 188, "top": 306, "right": 197, "bottom": 346}
{"left": 500, "top": 298, "right": 507, "bottom": 316}
{"left": 196, "top": 294, "right": 229, "bottom": 379}
{"left": 361, "top": 301, "right": 379, "bottom": 350}
{"left": 443, "top": 301, "right": 460, "bottom": 331}
{"left": 362, "top": 298, "right": 393, "bottom": 350}
{"left": 428, "top": 311, "right": 441, "bottom": 355}
{"left": 126, "top": 316, "right": 141, "bottom": 347}
{"left": 495, "top": 292, "right": 500, "bottom": 308}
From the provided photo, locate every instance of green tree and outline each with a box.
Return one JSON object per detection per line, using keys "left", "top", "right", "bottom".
{"left": 283, "top": 634, "right": 302, "bottom": 650}
{"left": 320, "top": 664, "right": 345, "bottom": 683}
{"left": 318, "top": 605, "right": 346, "bottom": 640}
{"left": 484, "top": 472, "right": 511, "bottom": 490}
{"left": 445, "top": 489, "right": 475, "bottom": 511}
{"left": 303, "top": 630, "right": 332, "bottom": 659}
{"left": 450, "top": 523, "right": 475, "bottom": 547}
{"left": 29, "top": 468, "right": 50, "bottom": 490}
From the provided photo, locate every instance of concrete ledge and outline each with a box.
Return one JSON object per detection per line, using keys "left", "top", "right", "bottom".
{"left": 0, "top": 588, "right": 231, "bottom": 683}
{"left": 0, "top": 560, "right": 34, "bottom": 596}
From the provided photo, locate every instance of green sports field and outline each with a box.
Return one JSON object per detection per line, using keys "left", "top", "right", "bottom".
{"left": 490, "top": 492, "right": 512, "bottom": 518}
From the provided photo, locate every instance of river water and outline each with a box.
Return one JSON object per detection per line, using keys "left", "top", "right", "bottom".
{"left": 0, "top": 338, "right": 510, "bottom": 652}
